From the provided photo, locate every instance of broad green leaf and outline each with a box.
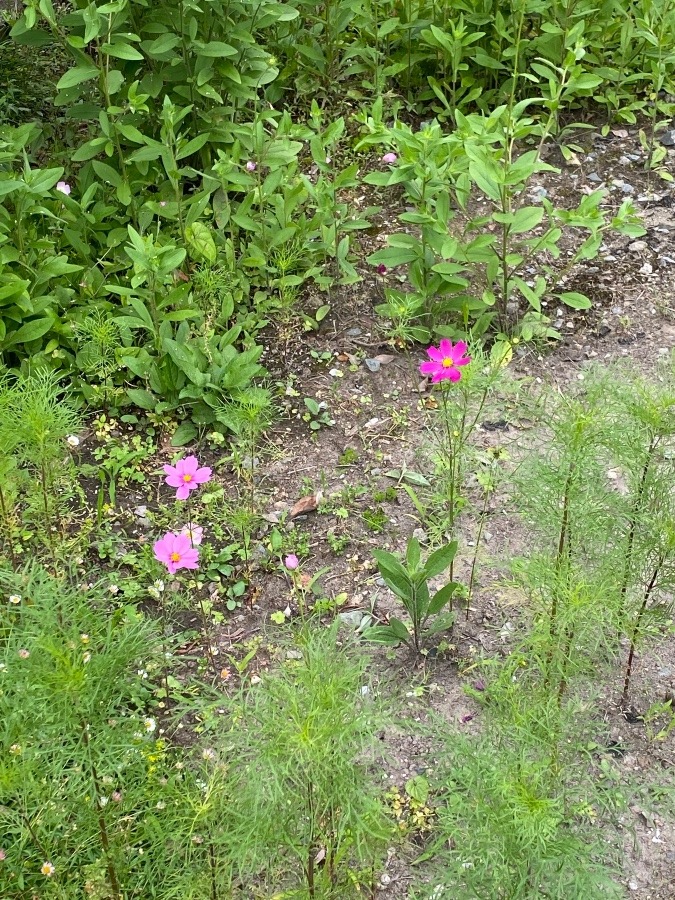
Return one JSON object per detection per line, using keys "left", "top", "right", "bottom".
{"left": 171, "top": 422, "right": 198, "bottom": 446}
{"left": 558, "top": 291, "right": 592, "bottom": 310}
{"left": 424, "top": 542, "right": 458, "bottom": 580}
{"left": 373, "top": 549, "right": 413, "bottom": 602}
{"left": 511, "top": 206, "right": 544, "bottom": 233}
{"left": 427, "top": 582, "right": 461, "bottom": 616}
{"left": 361, "top": 625, "right": 405, "bottom": 645}
{"left": 126, "top": 388, "right": 156, "bottom": 410}
{"left": 56, "top": 65, "right": 99, "bottom": 90}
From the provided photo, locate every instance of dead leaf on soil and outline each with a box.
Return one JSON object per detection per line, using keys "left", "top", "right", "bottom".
{"left": 289, "top": 494, "right": 319, "bottom": 518}
{"left": 373, "top": 354, "right": 395, "bottom": 365}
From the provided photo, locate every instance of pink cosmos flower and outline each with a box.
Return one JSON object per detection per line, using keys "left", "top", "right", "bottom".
{"left": 382, "top": 152, "right": 397, "bottom": 164}
{"left": 419, "top": 339, "right": 471, "bottom": 383}
{"left": 56, "top": 181, "right": 71, "bottom": 196}
{"left": 285, "top": 554, "right": 299, "bottom": 570}
{"left": 181, "top": 524, "right": 203, "bottom": 546}
{"left": 246, "top": 160, "right": 256, "bottom": 172}
{"left": 153, "top": 532, "right": 200, "bottom": 575}
{"left": 163, "top": 455, "right": 212, "bottom": 500}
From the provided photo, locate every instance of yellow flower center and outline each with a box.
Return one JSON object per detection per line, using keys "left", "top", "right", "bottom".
{"left": 182, "top": 473, "right": 193, "bottom": 482}
{"left": 442, "top": 357, "right": 454, "bottom": 368}
{"left": 170, "top": 552, "right": 181, "bottom": 562}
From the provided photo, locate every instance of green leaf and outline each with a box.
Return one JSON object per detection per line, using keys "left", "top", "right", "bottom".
{"left": 56, "top": 64, "right": 99, "bottom": 90}
{"left": 126, "top": 388, "right": 156, "bottom": 410}
{"left": 405, "top": 775, "right": 429, "bottom": 804}
{"left": 361, "top": 625, "right": 405, "bottom": 645}
{"left": 425, "top": 611, "right": 455, "bottom": 636}
{"left": 171, "top": 422, "right": 198, "bottom": 447}
{"left": 511, "top": 205, "right": 545, "bottom": 233}
{"left": 185, "top": 222, "right": 217, "bottom": 264}
{"left": 388, "top": 617, "right": 411, "bottom": 641}
{"left": 4, "top": 316, "right": 53, "bottom": 346}
{"left": 101, "top": 41, "right": 144, "bottom": 61}
{"left": 373, "top": 549, "right": 413, "bottom": 602}
{"left": 558, "top": 291, "right": 592, "bottom": 310}
{"left": 424, "top": 542, "right": 458, "bottom": 579}
{"left": 427, "top": 582, "right": 461, "bottom": 616}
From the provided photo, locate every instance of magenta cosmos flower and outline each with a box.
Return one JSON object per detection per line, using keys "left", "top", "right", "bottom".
{"left": 419, "top": 339, "right": 471, "bottom": 383}
{"left": 284, "top": 553, "right": 299, "bottom": 570}
{"left": 382, "top": 152, "right": 397, "bottom": 164}
{"left": 153, "top": 531, "right": 200, "bottom": 575}
{"left": 163, "top": 455, "right": 212, "bottom": 500}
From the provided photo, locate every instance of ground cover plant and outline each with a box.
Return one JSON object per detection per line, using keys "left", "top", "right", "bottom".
{"left": 2, "top": 0, "right": 675, "bottom": 897}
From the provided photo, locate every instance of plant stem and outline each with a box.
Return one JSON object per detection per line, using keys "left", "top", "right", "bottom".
{"left": 467, "top": 477, "right": 492, "bottom": 619}
{"left": 622, "top": 561, "right": 662, "bottom": 705}
{"left": 0, "top": 484, "right": 17, "bottom": 568}
{"left": 209, "top": 839, "right": 219, "bottom": 900}
{"left": 187, "top": 497, "right": 217, "bottom": 675}
{"left": 81, "top": 720, "right": 122, "bottom": 899}
{"left": 619, "top": 436, "right": 657, "bottom": 627}
{"left": 39, "top": 459, "right": 55, "bottom": 556}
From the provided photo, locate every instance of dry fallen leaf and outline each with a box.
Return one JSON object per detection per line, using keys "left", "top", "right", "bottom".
{"left": 289, "top": 494, "right": 318, "bottom": 518}
{"left": 374, "top": 354, "right": 395, "bottom": 365}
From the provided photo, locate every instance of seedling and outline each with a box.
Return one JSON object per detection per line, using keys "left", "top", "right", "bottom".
{"left": 364, "top": 537, "right": 460, "bottom": 655}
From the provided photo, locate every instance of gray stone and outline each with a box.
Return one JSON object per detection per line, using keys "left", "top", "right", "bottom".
{"left": 339, "top": 610, "right": 365, "bottom": 628}
{"left": 346, "top": 327, "right": 362, "bottom": 336}
{"left": 365, "top": 358, "right": 381, "bottom": 372}
{"left": 659, "top": 129, "right": 675, "bottom": 147}
{"left": 588, "top": 172, "right": 602, "bottom": 182}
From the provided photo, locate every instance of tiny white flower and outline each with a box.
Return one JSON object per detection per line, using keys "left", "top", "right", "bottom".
{"left": 83, "top": 652, "right": 92, "bottom": 664}
{"left": 41, "top": 861, "right": 56, "bottom": 877}
{"left": 137, "top": 669, "right": 148, "bottom": 679}
{"left": 201, "top": 748, "right": 216, "bottom": 761}
{"left": 67, "top": 434, "right": 80, "bottom": 447}
{"left": 154, "top": 580, "right": 165, "bottom": 593}
{"left": 8, "top": 594, "right": 21, "bottom": 604}
{"left": 156, "top": 801, "right": 166, "bottom": 810}
{"left": 144, "top": 717, "right": 156, "bottom": 733}
{"left": 108, "top": 584, "right": 119, "bottom": 595}
{"left": 99, "top": 796, "right": 109, "bottom": 807}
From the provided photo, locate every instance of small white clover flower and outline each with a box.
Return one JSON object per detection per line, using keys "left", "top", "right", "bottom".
{"left": 201, "top": 748, "right": 216, "bottom": 761}
{"left": 67, "top": 435, "right": 80, "bottom": 447}
{"left": 99, "top": 796, "right": 109, "bottom": 807}
{"left": 8, "top": 594, "right": 21, "bottom": 604}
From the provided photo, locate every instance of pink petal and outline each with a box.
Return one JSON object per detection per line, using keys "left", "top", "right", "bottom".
{"left": 172, "top": 534, "right": 192, "bottom": 555}
{"left": 420, "top": 360, "right": 441, "bottom": 376}
{"left": 426, "top": 346, "right": 445, "bottom": 362}
{"left": 181, "top": 455, "right": 199, "bottom": 474}
{"left": 452, "top": 341, "right": 468, "bottom": 359}
{"left": 454, "top": 355, "right": 471, "bottom": 366}
{"left": 175, "top": 484, "right": 190, "bottom": 500}
{"left": 438, "top": 338, "right": 454, "bottom": 357}
{"left": 193, "top": 466, "right": 212, "bottom": 484}
{"left": 445, "top": 368, "right": 462, "bottom": 382}
{"left": 165, "top": 472, "right": 184, "bottom": 488}
{"left": 153, "top": 539, "right": 170, "bottom": 564}
{"left": 181, "top": 549, "right": 200, "bottom": 569}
